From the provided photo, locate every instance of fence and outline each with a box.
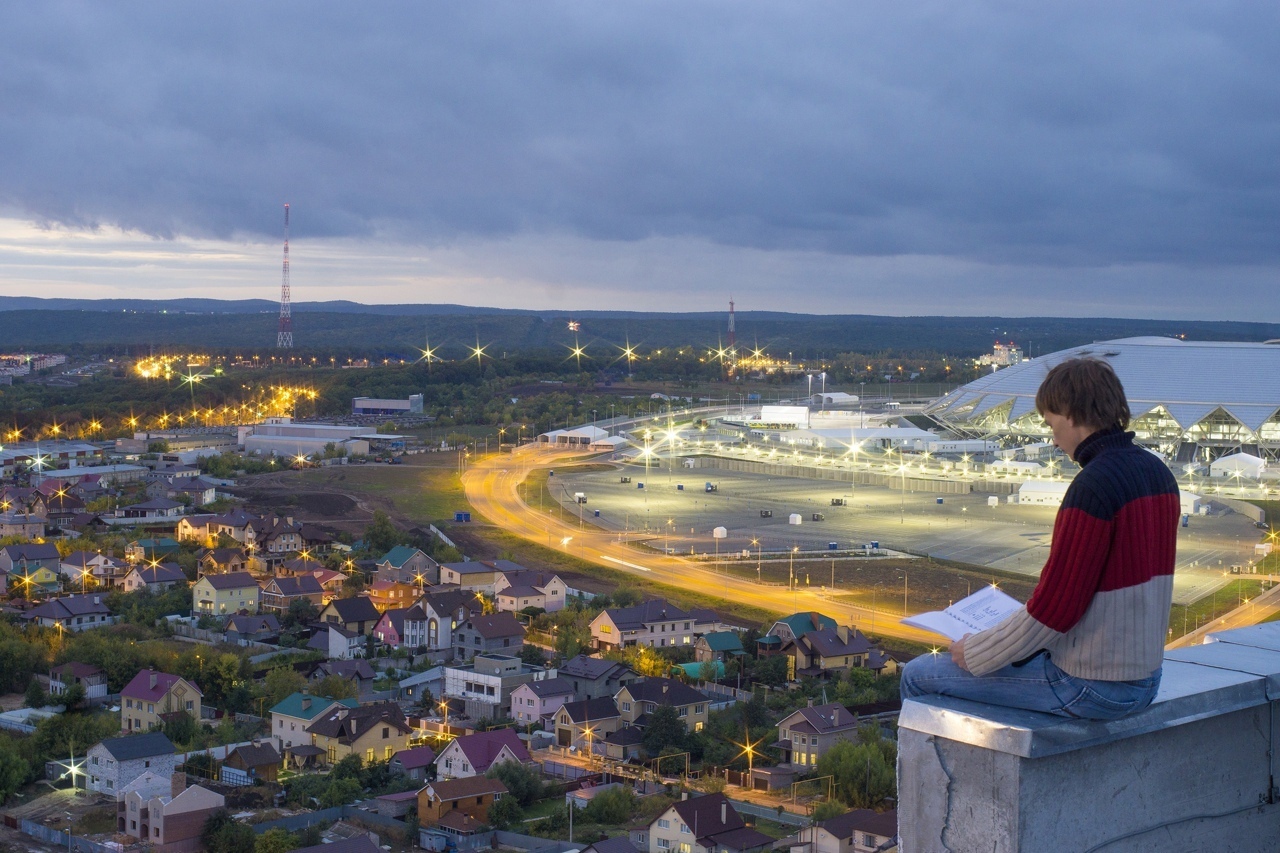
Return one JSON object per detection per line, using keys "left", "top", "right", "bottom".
{"left": 250, "top": 805, "right": 409, "bottom": 836}
{"left": 427, "top": 524, "right": 457, "bottom": 550}
{"left": 727, "top": 799, "right": 809, "bottom": 827}
{"left": 20, "top": 820, "right": 116, "bottom": 853}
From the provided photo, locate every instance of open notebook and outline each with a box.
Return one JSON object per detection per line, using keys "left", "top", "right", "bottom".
{"left": 901, "top": 585, "right": 1022, "bottom": 642}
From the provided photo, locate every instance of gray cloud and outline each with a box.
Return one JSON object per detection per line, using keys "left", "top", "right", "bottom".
{"left": 0, "top": 1, "right": 1278, "bottom": 312}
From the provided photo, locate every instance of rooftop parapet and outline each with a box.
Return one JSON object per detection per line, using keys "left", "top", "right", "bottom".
{"left": 898, "top": 623, "right": 1280, "bottom": 852}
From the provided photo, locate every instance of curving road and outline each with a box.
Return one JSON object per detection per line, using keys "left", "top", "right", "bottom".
{"left": 461, "top": 446, "right": 945, "bottom": 645}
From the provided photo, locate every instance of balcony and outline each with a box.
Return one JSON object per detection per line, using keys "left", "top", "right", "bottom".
{"left": 898, "top": 622, "right": 1280, "bottom": 851}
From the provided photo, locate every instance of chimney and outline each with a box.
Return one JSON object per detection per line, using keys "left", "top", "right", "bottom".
{"left": 837, "top": 625, "right": 849, "bottom": 643}
{"left": 682, "top": 791, "right": 689, "bottom": 801}
{"left": 301, "top": 696, "right": 312, "bottom": 711}
{"left": 721, "top": 801, "right": 727, "bottom": 825}
{"left": 171, "top": 772, "right": 188, "bottom": 798}
{"left": 150, "top": 671, "right": 158, "bottom": 690}
{"left": 807, "top": 698, "right": 814, "bottom": 708}
{"left": 94, "top": 596, "right": 100, "bottom": 605}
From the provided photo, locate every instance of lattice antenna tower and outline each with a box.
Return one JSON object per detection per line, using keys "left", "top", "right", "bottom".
{"left": 277, "top": 203, "right": 293, "bottom": 348}
{"left": 728, "top": 297, "right": 736, "bottom": 352}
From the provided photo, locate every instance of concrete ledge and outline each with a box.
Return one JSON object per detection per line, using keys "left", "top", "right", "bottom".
{"left": 898, "top": 623, "right": 1280, "bottom": 852}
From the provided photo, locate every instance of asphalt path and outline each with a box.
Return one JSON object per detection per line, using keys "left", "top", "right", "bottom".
{"left": 461, "top": 447, "right": 945, "bottom": 646}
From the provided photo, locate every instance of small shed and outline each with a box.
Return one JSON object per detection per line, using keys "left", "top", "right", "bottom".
{"left": 223, "top": 741, "right": 281, "bottom": 783}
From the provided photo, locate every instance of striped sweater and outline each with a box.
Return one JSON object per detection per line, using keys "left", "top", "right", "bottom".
{"left": 965, "top": 428, "right": 1180, "bottom": 681}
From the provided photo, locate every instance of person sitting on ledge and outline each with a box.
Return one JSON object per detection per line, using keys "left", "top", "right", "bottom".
{"left": 900, "top": 357, "right": 1180, "bottom": 720}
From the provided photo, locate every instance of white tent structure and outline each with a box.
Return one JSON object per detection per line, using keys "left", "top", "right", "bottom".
{"left": 1210, "top": 452, "right": 1266, "bottom": 480}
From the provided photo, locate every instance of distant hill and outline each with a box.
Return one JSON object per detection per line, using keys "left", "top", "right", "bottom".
{"left": 0, "top": 297, "right": 1276, "bottom": 357}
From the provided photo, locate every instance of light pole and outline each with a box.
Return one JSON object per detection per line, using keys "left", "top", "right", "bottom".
{"left": 751, "top": 537, "right": 761, "bottom": 582}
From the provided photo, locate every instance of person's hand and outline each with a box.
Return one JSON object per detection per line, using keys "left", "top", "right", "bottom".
{"left": 951, "top": 634, "right": 972, "bottom": 671}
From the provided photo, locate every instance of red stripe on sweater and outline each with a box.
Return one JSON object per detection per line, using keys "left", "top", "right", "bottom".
{"left": 1025, "top": 492, "right": 1179, "bottom": 633}
{"left": 1097, "top": 492, "right": 1180, "bottom": 592}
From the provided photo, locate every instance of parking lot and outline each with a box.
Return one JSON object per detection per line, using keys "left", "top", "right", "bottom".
{"left": 548, "top": 458, "right": 1261, "bottom": 606}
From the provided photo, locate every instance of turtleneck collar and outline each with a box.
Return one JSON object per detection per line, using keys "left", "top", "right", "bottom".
{"left": 1073, "top": 426, "right": 1132, "bottom": 466}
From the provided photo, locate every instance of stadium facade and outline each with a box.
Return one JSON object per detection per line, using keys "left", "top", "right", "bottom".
{"left": 925, "top": 337, "right": 1280, "bottom": 463}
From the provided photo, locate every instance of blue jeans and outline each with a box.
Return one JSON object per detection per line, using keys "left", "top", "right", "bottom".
{"left": 899, "top": 651, "right": 1161, "bottom": 721}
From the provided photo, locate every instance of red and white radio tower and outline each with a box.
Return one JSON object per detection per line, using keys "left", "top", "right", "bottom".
{"left": 276, "top": 203, "right": 293, "bottom": 349}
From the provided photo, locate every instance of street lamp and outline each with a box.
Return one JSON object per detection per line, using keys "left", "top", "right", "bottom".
{"left": 751, "top": 537, "right": 761, "bottom": 582}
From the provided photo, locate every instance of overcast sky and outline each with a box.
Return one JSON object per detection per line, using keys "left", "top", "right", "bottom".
{"left": 1, "top": 2, "right": 1277, "bottom": 319}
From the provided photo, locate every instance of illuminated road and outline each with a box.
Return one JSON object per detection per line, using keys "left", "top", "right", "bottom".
{"left": 461, "top": 447, "right": 945, "bottom": 645}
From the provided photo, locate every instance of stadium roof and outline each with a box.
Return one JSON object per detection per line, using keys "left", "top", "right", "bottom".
{"left": 928, "top": 337, "right": 1280, "bottom": 433}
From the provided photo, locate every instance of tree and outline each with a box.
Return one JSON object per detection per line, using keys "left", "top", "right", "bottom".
{"left": 518, "top": 645, "right": 546, "bottom": 667}
{"left": 162, "top": 712, "right": 199, "bottom": 748}
{"left": 203, "top": 810, "right": 256, "bottom": 853}
{"left": 581, "top": 786, "right": 636, "bottom": 824}
{"left": 697, "top": 660, "right": 719, "bottom": 684}
{"left": 320, "top": 777, "right": 362, "bottom": 808}
{"left": 811, "top": 799, "right": 850, "bottom": 821}
{"left": 283, "top": 598, "right": 319, "bottom": 628}
{"left": 312, "top": 675, "right": 358, "bottom": 701}
{"left": 486, "top": 793, "right": 523, "bottom": 830}
{"left": 330, "top": 754, "right": 363, "bottom": 780}
{"left": 24, "top": 680, "right": 47, "bottom": 709}
{"left": 814, "top": 727, "right": 897, "bottom": 810}
{"left": 641, "top": 705, "right": 687, "bottom": 758}
{"left": 61, "top": 682, "right": 87, "bottom": 713}
{"left": 264, "top": 667, "right": 308, "bottom": 709}
{"left": 363, "top": 511, "right": 400, "bottom": 555}
{"left": 0, "top": 739, "right": 29, "bottom": 801}
{"left": 341, "top": 573, "right": 366, "bottom": 598}
{"left": 255, "top": 829, "right": 298, "bottom": 853}
{"left": 486, "top": 761, "right": 543, "bottom": 807}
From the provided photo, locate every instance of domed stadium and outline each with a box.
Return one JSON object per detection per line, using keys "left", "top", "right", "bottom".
{"left": 925, "top": 337, "right": 1280, "bottom": 463}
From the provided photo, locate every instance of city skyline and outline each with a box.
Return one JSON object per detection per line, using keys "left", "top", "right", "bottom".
{"left": 1, "top": 3, "right": 1278, "bottom": 320}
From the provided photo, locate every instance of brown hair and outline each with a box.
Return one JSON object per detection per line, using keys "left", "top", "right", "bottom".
{"left": 1035, "top": 358, "right": 1130, "bottom": 431}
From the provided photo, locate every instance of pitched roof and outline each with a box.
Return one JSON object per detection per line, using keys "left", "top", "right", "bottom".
{"left": 1, "top": 543, "right": 59, "bottom": 561}
{"left": 227, "top": 741, "right": 281, "bottom": 768}
{"left": 122, "top": 669, "right": 203, "bottom": 701}
{"left": 268, "top": 575, "right": 324, "bottom": 596}
{"left": 134, "top": 564, "right": 187, "bottom": 585}
{"left": 705, "top": 827, "right": 775, "bottom": 852}
{"left": 418, "top": 589, "right": 474, "bottom": 617}
{"left": 699, "top": 631, "right": 745, "bottom": 652}
{"left": 671, "top": 793, "right": 744, "bottom": 843}
{"left": 29, "top": 594, "right": 112, "bottom": 620}
{"left": 799, "top": 627, "right": 873, "bottom": 659}
{"left": 559, "top": 654, "right": 634, "bottom": 682}
{"left": 450, "top": 729, "right": 531, "bottom": 772}
{"left": 466, "top": 611, "right": 525, "bottom": 640}
{"left": 774, "top": 611, "right": 838, "bottom": 637}
{"left": 202, "top": 571, "right": 259, "bottom": 590}
{"left": 518, "top": 676, "right": 575, "bottom": 699}
{"left": 315, "top": 660, "right": 377, "bottom": 681}
{"left": 227, "top": 614, "right": 281, "bottom": 634}
{"left": 620, "top": 677, "right": 706, "bottom": 707}
{"left": 426, "top": 776, "right": 508, "bottom": 801}
{"left": 306, "top": 702, "right": 410, "bottom": 743}
{"left": 269, "top": 691, "right": 359, "bottom": 721}
{"left": 325, "top": 596, "right": 380, "bottom": 623}
{"left": 52, "top": 662, "right": 104, "bottom": 679}
{"left": 391, "top": 745, "right": 436, "bottom": 769}
{"left": 604, "top": 599, "right": 694, "bottom": 630}
{"left": 377, "top": 607, "right": 409, "bottom": 636}
{"left": 98, "top": 731, "right": 175, "bottom": 761}
{"left": 818, "top": 808, "right": 899, "bottom": 841}
{"left": 379, "top": 545, "right": 424, "bottom": 567}
{"left": 584, "top": 839, "right": 644, "bottom": 853}
{"left": 290, "top": 837, "right": 382, "bottom": 853}
{"left": 279, "top": 557, "right": 326, "bottom": 575}
{"left": 559, "top": 697, "right": 620, "bottom": 724}
{"left": 781, "top": 702, "right": 861, "bottom": 735}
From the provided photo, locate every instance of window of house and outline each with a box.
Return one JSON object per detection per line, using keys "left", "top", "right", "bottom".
{"left": 366, "top": 749, "right": 375, "bottom": 763}
{"left": 657, "top": 840, "right": 671, "bottom": 850}
{"left": 658, "top": 819, "right": 670, "bottom": 829}
{"left": 680, "top": 824, "right": 690, "bottom": 834}
{"left": 863, "top": 834, "right": 877, "bottom": 846}
{"left": 382, "top": 727, "right": 390, "bottom": 739}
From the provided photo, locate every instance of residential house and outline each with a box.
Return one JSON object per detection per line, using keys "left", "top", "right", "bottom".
{"left": 192, "top": 571, "right": 261, "bottom": 615}
{"left": 603, "top": 726, "right": 646, "bottom": 762}
{"left": 307, "top": 624, "right": 365, "bottom": 660}
{"left": 0, "top": 512, "right": 45, "bottom": 540}
{"left": 554, "top": 697, "right": 622, "bottom": 751}
{"left": 121, "top": 563, "right": 186, "bottom": 593}
{"left": 510, "top": 676, "right": 575, "bottom": 727}
{"left": 50, "top": 662, "right": 109, "bottom": 703}
{"left": 125, "top": 538, "right": 181, "bottom": 563}
{"left": 121, "top": 669, "right": 203, "bottom": 732}
{"left": 27, "top": 594, "right": 115, "bottom": 632}
{"left": 197, "top": 546, "right": 248, "bottom": 575}
{"left": 261, "top": 574, "right": 325, "bottom": 613}
{"left": 435, "top": 728, "right": 531, "bottom": 780}
{"left": 319, "top": 596, "right": 381, "bottom": 635}
{"left": 165, "top": 477, "right": 218, "bottom": 507}
{"left": 631, "top": 794, "right": 772, "bottom": 853}
{"left": 246, "top": 514, "right": 305, "bottom": 559}
{"left": 694, "top": 631, "right": 746, "bottom": 664}
{"left": 306, "top": 701, "right": 413, "bottom": 765}
{"left": 453, "top": 611, "right": 525, "bottom": 662}
{"left": 176, "top": 515, "right": 218, "bottom": 545}
{"left": 779, "top": 626, "right": 876, "bottom": 679}
{"left": 590, "top": 599, "right": 723, "bottom": 651}
{"left": 270, "top": 692, "right": 359, "bottom": 752}
{"left": 0, "top": 543, "right": 62, "bottom": 596}
{"left": 615, "top": 678, "right": 710, "bottom": 733}
{"left": 558, "top": 654, "right": 639, "bottom": 700}
{"left": 406, "top": 589, "right": 476, "bottom": 655}
{"left": 797, "top": 809, "right": 900, "bottom": 853}
{"left": 58, "top": 550, "right": 118, "bottom": 587}
{"left": 121, "top": 777, "right": 225, "bottom": 846}
{"left": 389, "top": 745, "right": 436, "bottom": 782}
{"left": 441, "top": 653, "right": 554, "bottom": 719}
{"left": 417, "top": 777, "right": 508, "bottom": 828}
{"left": 116, "top": 498, "right": 184, "bottom": 520}
{"left": 225, "top": 613, "right": 281, "bottom": 644}
{"left": 86, "top": 731, "right": 176, "bottom": 796}
{"left": 757, "top": 612, "right": 838, "bottom": 657}
{"left": 43, "top": 490, "right": 86, "bottom": 523}
{"left": 774, "top": 702, "right": 864, "bottom": 769}
{"left": 438, "top": 559, "right": 527, "bottom": 593}
{"left": 494, "top": 570, "right": 569, "bottom": 614}
{"left": 368, "top": 580, "right": 418, "bottom": 612}
{"left": 275, "top": 556, "right": 327, "bottom": 578}
{"left": 372, "top": 607, "right": 410, "bottom": 648}
{"left": 310, "top": 660, "right": 378, "bottom": 697}
{"left": 223, "top": 741, "right": 282, "bottom": 783}
{"left": 376, "top": 546, "right": 438, "bottom": 585}
{"left": 582, "top": 839, "right": 644, "bottom": 853}
{"left": 311, "top": 568, "right": 346, "bottom": 601}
